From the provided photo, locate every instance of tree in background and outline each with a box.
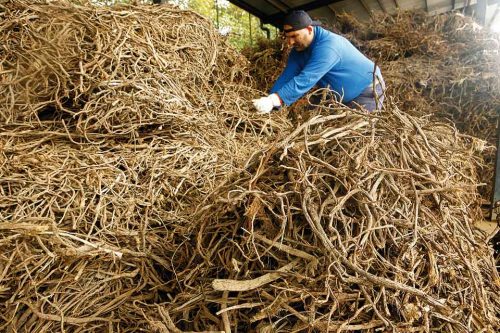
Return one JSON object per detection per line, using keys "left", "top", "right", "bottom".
{"left": 168, "top": 0, "right": 278, "bottom": 48}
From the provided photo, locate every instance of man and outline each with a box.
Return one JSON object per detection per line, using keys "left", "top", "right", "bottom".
{"left": 252, "top": 10, "right": 385, "bottom": 113}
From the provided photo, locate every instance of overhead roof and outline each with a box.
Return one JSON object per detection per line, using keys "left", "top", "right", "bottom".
{"left": 227, "top": 0, "right": 342, "bottom": 27}
{"left": 227, "top": 0, "right": 500, "bottom": 30}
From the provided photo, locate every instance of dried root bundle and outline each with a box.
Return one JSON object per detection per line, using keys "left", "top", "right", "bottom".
{"left": 0, "top": 0, "right": 283, "bottom": 136}
{"left": 0, "top": 1, "right": 288, "bottom": 331}
{"left": 189, "top": 101, "right": 499, "bottom": 332}
{"left": 246, "top": 10, "right": 500, "bottom": 199}
{"left": 0, "top": 1, "right": 498, "bottom": 332}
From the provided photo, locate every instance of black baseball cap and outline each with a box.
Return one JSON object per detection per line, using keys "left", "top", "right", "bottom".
{"left": 283, "top": 10, "right": 321, "bottom": 33}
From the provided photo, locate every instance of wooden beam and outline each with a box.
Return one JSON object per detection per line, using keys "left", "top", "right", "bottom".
{"left": 266, "top": 0, "right": 345, "bottom": 27}
{"left": 487, "top": 4, "right": 500, "bottom": 28}
{"left": 264, "top": 0, "right": 289, "bottom": 12}
{"left": 491, "top": 114, "right": 500, "bottom": 220}
{"left": 477, "top": 0, "right": 487, "bottom": 25}
{"left": 359, "top": 0, "right": 374, "bottom": 17}
{"left": 375, "top": 0, "right": 389, "bottom": 13}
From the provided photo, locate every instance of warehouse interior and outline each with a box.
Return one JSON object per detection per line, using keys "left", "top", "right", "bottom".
{"left": 228, "top": 0, "right": 500, "bottom": 234}
{"left": 227, "top": 0, "right": 500, "bottom": 31}
{"left": 0, "top": 0, "right": 499, "bottom": 332}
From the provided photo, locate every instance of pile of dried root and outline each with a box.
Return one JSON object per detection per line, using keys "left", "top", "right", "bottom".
{"left": 242, "top": 38, "right": 288, "bottom": 93}
{"left": 191, "top": 101, "right": 499, "bottom": 332}
{"left": 0, "top": 0, "right": 289, "bottom": 331}
{"left": 359, "top": 12, "right": 499, "bottom": 143}
{"left": 247, "top": 10, "right": 500, "bottom": 199}
{"left": 341, "top": 11, "right": 500, "bottom": 201}
{"left": 1, "top": 1, "right": 499, "bottom": 332}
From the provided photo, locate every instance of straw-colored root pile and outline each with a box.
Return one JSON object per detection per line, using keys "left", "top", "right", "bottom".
{"left": 193, "top": 103, "right": 499, "bottom": 332}
{"left": 242, "top": 38, "right": 288, "bottom": 93}
{"left": 345, "top": 12, "right": 500, "bottom": 200}
{"left": 358, "top": 12, "right": 500, "bottom": 142}
{"left": 248, "top": 11, "right": 500, "bottom": 199}
{"left": 1, "top": 1, "right": 499, "bottom": 332}
{"left": 0, "top": 0, "right": 289, "bottom": 331}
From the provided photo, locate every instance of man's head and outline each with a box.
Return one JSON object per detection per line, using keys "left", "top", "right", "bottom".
{"left": 282, "top": 10, "right": 320, "bottom": 51}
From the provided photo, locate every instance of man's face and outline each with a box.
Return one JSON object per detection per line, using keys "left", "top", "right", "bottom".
{"left": 284, "top": 25, "right": 313, "bottom": 51}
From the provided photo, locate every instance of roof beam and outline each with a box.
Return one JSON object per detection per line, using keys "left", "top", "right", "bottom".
{"left": 226, "top": 0, "right": 274, "bottom": 23}
{"left": 376, "top": 0, "right": 388, "bottom": 13}
{"left": 283, "top": 0, "right": 345, "bottom": 13}
{"left": 359, "top": 0, "right": 374, "bottom": 17}
{"left": 264, "top": 0, "right": 290, "bottom": 12}
{"left": 228, "top": 0, "right": 345, "bottom": 27}
{"left": 266, "top": 0, "right": 345, "bottom": 26}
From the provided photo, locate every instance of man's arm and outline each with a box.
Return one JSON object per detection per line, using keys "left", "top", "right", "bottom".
{"left": 270, "top": 53, "right": 301, "bottom": 96}
{"left": 275, "top": 47, "right": 340, "bottom": 106}
{"left": 252, "top": 53, "right": 302, "bottom": 114}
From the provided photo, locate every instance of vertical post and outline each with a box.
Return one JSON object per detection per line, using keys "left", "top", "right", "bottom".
{"left": 463, "top": 0, "right": 471, "bottom": 14}
{"left": 249, "top": 12, "right": 252, "bottom": 45}
{"left": 477, "top": 0, "right": 487, "bottom": 26}
{"left": 215, "top": 0, "right": 219, "bottom": 29}
{"left": 492, "top": 115, "right": 500, "bottom": 221}
{"left": 260, "top": 20, "right": 270, "bottom": 39}
{"left": 488, "top": 5, "right": 500, "bottom": 29}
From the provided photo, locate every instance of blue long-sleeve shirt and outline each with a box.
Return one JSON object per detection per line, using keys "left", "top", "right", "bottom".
{"left": 270, "top": 26, "right": 381, "bottom": 105}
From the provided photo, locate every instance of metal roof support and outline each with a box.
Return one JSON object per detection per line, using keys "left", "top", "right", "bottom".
{"left": 477, "top": 0, "right": 487, "bottom": 25}
{"left": 264, "top": 0, "right": 290, "bottom": 12}
{"left": 463, "top": 0, "right": 471, "bottom": 14}
{"left": 260, "top": 20, "right": 271, "bottom": 39}
{"left": 488, "top": 4, "right": 500, "bottom": 29}
{"left": 229, "top": 0, "right": 361, "bottom": 27}
{"left": 325, "top": 5, "right": 339, "bottom": 18}
{"left": 266, "top": 0, "right": 344, "bottom": 26}
{"left": 227, "top": 0, "right": 272, "bottom": 23}
{"left": 289, "top": 0, "right": 344, "bottom": 12}
{"left": 359, "top": 0, "right": 374, "bottom": 17}
{"left": 375, "top": 0, "right": 388, "bottom": 13}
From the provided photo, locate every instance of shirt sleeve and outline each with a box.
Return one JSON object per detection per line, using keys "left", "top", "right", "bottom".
{"left": 270, "top": 52, "right": 301, "bottom": 95}
{"left": 275, "top": 46, "right": 340, "bottom": 106}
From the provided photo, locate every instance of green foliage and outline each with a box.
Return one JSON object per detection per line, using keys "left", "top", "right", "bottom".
{"left": 168, "top": 0, "right": 278, "bottom": 49}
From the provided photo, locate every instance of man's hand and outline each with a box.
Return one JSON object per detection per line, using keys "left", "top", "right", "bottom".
{"left": 252, "top": 93, "right": 281, "bottom": 114}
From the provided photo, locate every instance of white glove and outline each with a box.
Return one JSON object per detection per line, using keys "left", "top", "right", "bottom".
{"left": 252, "top": 93, "right": 281, "bottom": 114}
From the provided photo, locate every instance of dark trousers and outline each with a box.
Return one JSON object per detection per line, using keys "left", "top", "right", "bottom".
{"left": 309, "top": 76, "right": 385, "bottom": 112}
{"left": 347, "top": 76, "right": 385, "bottom": 112}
